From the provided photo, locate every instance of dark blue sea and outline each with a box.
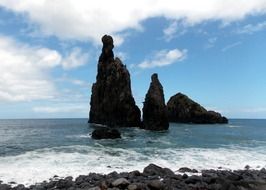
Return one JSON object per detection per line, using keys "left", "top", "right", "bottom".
{"left": 0, "top": 119, "right": 265, "bottom": 185}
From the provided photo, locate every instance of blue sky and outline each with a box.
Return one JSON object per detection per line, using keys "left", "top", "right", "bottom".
{"left": 0, "top": 1, "right": 266, "bottom": 119}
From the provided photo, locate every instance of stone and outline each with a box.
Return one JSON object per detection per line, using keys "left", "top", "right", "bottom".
{"left": 127, "top": 184, "right": 138, "bottom": 190}
{"left": 143, "top": 164, "right": 174, "bottom": 177}
{"left": 89, "top": 35, "right": 141, "bottom": 127}
{"left": 91, "top": 128, "right": 121, "bottom": 139}
{"left": 167, "top": 92, "right": 228, "bottom": 124}
{"left": 88, "top": 187, "right": 101, "bottom": 190}
{"left": 142, "top": 73, "right": 169, "bottom": 130}
{"left": 178, "top": 167, "right": 198, "bottom": 173}
{"left": 55, "top": 177, "right": 73, "bottom": 189}
{"left": 185, "top": 175, "right": 202, "bottom": 184}
{"left": 147, "top": 180, "right": 164, "bottom": 190}
{"left": 111, "top": 178, "right": 130, "bottom": 188}
{"left": 0, "top": 184, "right": 11, "bottom": 190}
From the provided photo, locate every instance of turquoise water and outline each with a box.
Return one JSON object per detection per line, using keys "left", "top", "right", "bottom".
{"left": 0, "top": 119, "right": 265, "bottom": 185}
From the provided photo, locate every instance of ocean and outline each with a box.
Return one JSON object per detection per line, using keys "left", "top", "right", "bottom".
{"left": 0, "top": 119, "right": 265, "bottom": 186}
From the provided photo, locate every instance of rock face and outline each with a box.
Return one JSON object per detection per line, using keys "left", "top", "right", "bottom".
{"left": 91, "top": 128, "right": 121, "bottom": 140}
{"left": 167, "top": 93, "right": 228, "bottom": 124}
{"left": 142, "top": 74, "right": 169, "bottom": 130}
{"left": 89, "top": 35, "right": 141, "bottom": 127}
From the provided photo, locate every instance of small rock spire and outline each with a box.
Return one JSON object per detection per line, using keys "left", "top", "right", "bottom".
{"left": 142, "top": 73, "right": 169, "bottom": 130}
{"left": 99, "top": 35, "right": 114, "bottom": 62}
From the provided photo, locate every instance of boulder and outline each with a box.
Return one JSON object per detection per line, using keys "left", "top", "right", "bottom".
{"left": 147, "top": 180, "right": 164, "bottom": 190}
{"left": 111, "top": 178, "right": 130, "bottom": 188}
{"left": 142, "top": 74, "right": 169, "bottom": 130}
{"left": 178, "top": 167, "right": 198, "bottom": 173}
{"left": 91, "top": 128, "right": 121, "bottom": 140}
{"left": 167, "top": 93, "right": 228, "bottom": 124}
{"left": 89, "top": 35, "right": 141, "bottom": 127}
{"left": 143, "top": 164, "right": 175, "bottom": 177}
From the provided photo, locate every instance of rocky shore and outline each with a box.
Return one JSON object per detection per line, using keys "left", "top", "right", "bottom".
{"left": 1, "top": 164, "right": 265, "bottom": 190}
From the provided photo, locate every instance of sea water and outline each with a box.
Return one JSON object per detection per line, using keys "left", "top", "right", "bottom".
{"left": 0, "top": 119, "right": 265, "bottom": 185}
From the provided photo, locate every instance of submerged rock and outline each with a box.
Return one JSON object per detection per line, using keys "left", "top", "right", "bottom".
{"left": 91, "top": 128, "right": 121, "bottom": 140}
{"left": 167, "top": 93, "right": 228, "bottom": 124}
{"left": 89, "top": 35, "right": 141, "bottom": 127}
{"left": 142, "top": 74, "right": 169, "bottom": 131}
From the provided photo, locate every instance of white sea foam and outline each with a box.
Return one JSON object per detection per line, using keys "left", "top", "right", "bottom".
{"left": 0, "top": 145, "right": 265, "bottom": 186}
{"left": 227, "top": 125, "right": 242, "bottom": 128}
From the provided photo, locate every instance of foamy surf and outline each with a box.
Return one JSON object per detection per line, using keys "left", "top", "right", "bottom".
{"left": 0, "top": 145, "right": 265, "bottom": 186}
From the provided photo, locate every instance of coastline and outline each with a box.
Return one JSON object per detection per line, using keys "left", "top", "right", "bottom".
{"left": 1, "top": 164, "right": 266, "bottom": 190}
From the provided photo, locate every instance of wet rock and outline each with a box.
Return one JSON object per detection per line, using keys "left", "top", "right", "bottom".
{"left": 87, "top": 187, "right": 101, "bottom": 190}
{"left": 111, "top": 178, "right": 129, "bottom": 188}
{"left": 182, "top": 174, "right": 188, "bottom": 179}
{"left": 55, "top": 177, "right": 73, "bottom": 189}
{"left": 0, "top": 184, "right": 11, "bottom": 190}
{"left": 91, "top": 127, "right": 121, "bottom": 140}
{"left": 245, "top": 165, "right": 250, "bottom": 170}
{"left": 12, "top": 184, "right": 26, "bottom": 190}
{"left": 143, "top": 164, "right": 174, "bottom": 177}
{"left": 147, "top": 180, "right": 164, "bottom": 190}
{"left": 2, "top": 164, "right": 266, "bottom": 190}
{"left": 142, "top": 74, "right": 169, "bottom": 131}
{"left": 185, "top": 175, "right": 201, "bottom": 184}
{"left": 178, "top": 167, "right": 198, "bottom": 173}
{"left": 167, "top": 92, "right": 228, "bottom": 124}
{"left": 127, "top": 184, "right": 138, "bottom": 190}
{"left": 89, "top": 35, "right": 141, "bottom": 127}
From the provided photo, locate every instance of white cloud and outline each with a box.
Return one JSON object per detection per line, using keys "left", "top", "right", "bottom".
{"left": 138, "top": 48, "right": 187, "bottom": 69}
{"left": 33, "top": 104, "right": 88, "bottom": 113}
{"left": 205, "top": 37, "right": 217, "bottom": 49}
{"left": 222, "top": 41, "right": 242, "bottom": 52}
{"left": 116, "top": 51, "right": 128, "bottom": 61}
{"left": 0, "top": 36, "right": 89, "bottom": 102}
{"left": 163, "top": 21, "right": 187, "bottom": 41}
{"left": 236, "top": 21, "right": 266, "bottom": 34}
{"left": 56, "top": 75, "right": 91, "bottom": 88}
{"left": 1, "top": 0, "right": 266, "bottom": 43}
{"left": 61, "top": 48, "right": 89, "bottom": 69}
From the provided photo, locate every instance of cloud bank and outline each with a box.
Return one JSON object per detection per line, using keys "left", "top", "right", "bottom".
{"left": 138, "top": 49, "right": 187, "bottom": 69}
{"left": 1, "top": 0, "right": 266, "bottom": 43}
{"left": 0, "top": 36, "right": 88, "bottom": 102}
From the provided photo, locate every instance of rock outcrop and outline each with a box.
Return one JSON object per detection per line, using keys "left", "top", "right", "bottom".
{"left": 91, "top": 128, "right": 121, "bottom": 140}
{"left": 167, "top": 93, "right": 228, "bottom": 124}
{"left": 89, "top": 35, "right": 141, "bottom": 127}
{"left": 142, "top": 74, "right": 169, "bottom": 130}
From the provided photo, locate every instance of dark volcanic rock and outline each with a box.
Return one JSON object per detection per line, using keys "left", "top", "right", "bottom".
{"left": 142, "top": 73, "right": 169, "bottom": 130}
{"left": 2, "top": 164, "right": 266, "bottom": 190}
{"left": 143, "top": 164, "right": 175, "bottom": 177}
{"left": 89, "top": 35, "right": 141, "bottom": 127}
{"left": 91, "top": 128, "right": 121, "bottom": 140}
{"left": 167, "top": 93, "right": 228, "bottom": 124}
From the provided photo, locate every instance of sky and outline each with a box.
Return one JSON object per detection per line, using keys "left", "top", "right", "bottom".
{"left": 0, "top": 0, "right": 266, "bottom": 119}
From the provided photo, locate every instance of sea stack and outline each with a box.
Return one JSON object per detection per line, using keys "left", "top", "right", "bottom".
{"left": 167, "top": 93, "right": 228, "bottom": 124}
{"left": 142, "top": 73, "right": 169, "bottom": 130}
{"left": 89, "top": 35, "right": 141, "bottom": 127}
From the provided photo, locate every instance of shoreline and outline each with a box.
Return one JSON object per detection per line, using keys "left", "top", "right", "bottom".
{"left": 1, "top": 164, "right": 265, "bottom": 190}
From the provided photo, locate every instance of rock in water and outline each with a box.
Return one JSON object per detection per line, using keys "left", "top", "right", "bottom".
{"left": 142, "top": 74, "right": 169, "bottom": 130}
{"left": 167, "top": 93, "right": 228, "bottom": 124}
{"left": 91, "top": 128, "right": 121, "bottom": 139}
{"left": 89, "top": 35, "right": 141, "bottom": 127}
